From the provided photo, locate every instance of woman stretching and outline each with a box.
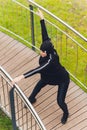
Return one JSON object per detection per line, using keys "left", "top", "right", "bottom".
{"left": 12, "top": 9, "right": 70, "bottom": 124}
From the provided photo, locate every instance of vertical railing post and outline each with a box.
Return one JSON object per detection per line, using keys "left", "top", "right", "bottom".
{"left": 29, "top": 4, "right": 35, "bottom": 51}
{"left": 9, "top": 86, "right": 17, "bottom": 130}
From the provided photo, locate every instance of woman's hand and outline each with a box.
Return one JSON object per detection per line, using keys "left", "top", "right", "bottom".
{"left": 37, "top": 8, "right": 44, "bottom": 20}
{"left": 12, "top": 75, "right": 24, "bottom": 85}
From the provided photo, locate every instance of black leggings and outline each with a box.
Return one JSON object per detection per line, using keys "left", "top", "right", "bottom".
{"left": 57, "top": 82, "right": 69, "bottom": 114}
{"left": 29, "top": 79, "right": 69, "bottom": 114}
{"left": 29, "top": 80, "right": 47, "bottom": 98}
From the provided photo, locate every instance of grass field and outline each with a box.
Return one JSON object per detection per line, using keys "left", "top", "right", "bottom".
{"left": 35, "top": 0, "right": 87, "bottom": 38}
{"left": 0, "top": 110, "right": 12, "bottom": 130}
{"left": 0, "top": 0, "right": 87, "bottom": 129}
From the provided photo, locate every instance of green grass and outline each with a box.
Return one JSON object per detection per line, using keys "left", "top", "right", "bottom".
{"left": 0, "top": 109, "right": 12, "bottom": 130}
{"left": 35, "top": 0, "right": 87, "bottom": 38}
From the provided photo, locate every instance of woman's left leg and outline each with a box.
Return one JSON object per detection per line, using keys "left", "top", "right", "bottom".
{"left": 57, "top": 81, "right": 70, "bottom": 124}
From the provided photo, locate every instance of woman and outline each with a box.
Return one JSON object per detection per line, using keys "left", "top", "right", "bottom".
{"left": 12, "top": 9, "right": 70, "bottom": 124}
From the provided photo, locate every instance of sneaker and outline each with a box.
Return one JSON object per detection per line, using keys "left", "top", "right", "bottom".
{"left": 24, "top": 97, "right": 36, "bottom": 108}
{"left": 28, "top": 97, "right": 36, "bottom": 104}
{"left": 61, "top": 112, "right": 69, "bottom": 124}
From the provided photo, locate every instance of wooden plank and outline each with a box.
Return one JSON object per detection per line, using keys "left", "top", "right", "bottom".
{"left": 0, "top": 40, "right": 18, "bottom": 58}
{"left": 0, "top": 35, "right": 13, "bottom": 49}
{"left": 57, "top": 111, "right": 87, "bottom": 130}
{"left": 81, "top": 127, "right": 87, "bottom": 130}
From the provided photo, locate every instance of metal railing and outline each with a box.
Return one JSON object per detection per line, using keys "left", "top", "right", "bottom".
{"left": 0, "top": 0, "right": 87, "bottom": 90}
{"left": 0, "top": 66, "right": 46, "bottom": 130}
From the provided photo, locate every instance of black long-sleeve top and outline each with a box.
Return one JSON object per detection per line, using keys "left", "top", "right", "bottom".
{"left": 24, "top": 20, "right": 69, "bottom": 85}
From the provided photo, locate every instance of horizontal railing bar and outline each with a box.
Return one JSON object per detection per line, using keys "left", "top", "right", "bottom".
{"left": 0, "top": 66, "right": 13, "bottom": 81}
{"left": 0, "top": 73, "right": 12, "bottom": 88}
{"left": 69, "top": 71, "right": 87, "bottom": 90}
{"left": 46, "top": 19, "right": 87, "bottom": 52}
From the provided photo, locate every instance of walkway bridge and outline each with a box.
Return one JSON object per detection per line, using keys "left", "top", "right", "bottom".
{"left": 0, "top": 0, "right": 87, "bottom": 130}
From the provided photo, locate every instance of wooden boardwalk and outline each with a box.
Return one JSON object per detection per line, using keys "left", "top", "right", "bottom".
{"left": 0, "top": 31, "right": 87, "bottom": 130}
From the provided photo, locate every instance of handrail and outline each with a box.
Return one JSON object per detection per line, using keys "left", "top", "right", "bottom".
{"left": 0, "top": 66, "right": 46, "bottom": 130}
{"left": 46, "top": 19, "right": 87, "bottom": 52}
{"left": 0, "top": 66, "right": 13, "bottom": 82}
{"left": 27, "top": 0, "right": 87, "bottom": 42}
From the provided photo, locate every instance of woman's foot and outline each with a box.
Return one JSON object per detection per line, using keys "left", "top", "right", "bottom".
{"left": 61, "top": 112, "right": 69, "bottom": 124}
{"left": 24, "top": 97, "right": 36, "bottom": 108}
{"left": 28, "top": 97, "right": 36, "bottom": 104}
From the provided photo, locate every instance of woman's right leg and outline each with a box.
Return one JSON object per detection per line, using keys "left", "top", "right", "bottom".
{"left": 29, "top": 79, "right": 47, "bottom": 103}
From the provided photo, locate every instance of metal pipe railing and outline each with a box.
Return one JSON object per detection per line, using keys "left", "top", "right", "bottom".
{"left": 0, "top": 66, "right": 46, "bottom": 130}
{"left": 45, "top": 19, "right": 87, "bottom": 53}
